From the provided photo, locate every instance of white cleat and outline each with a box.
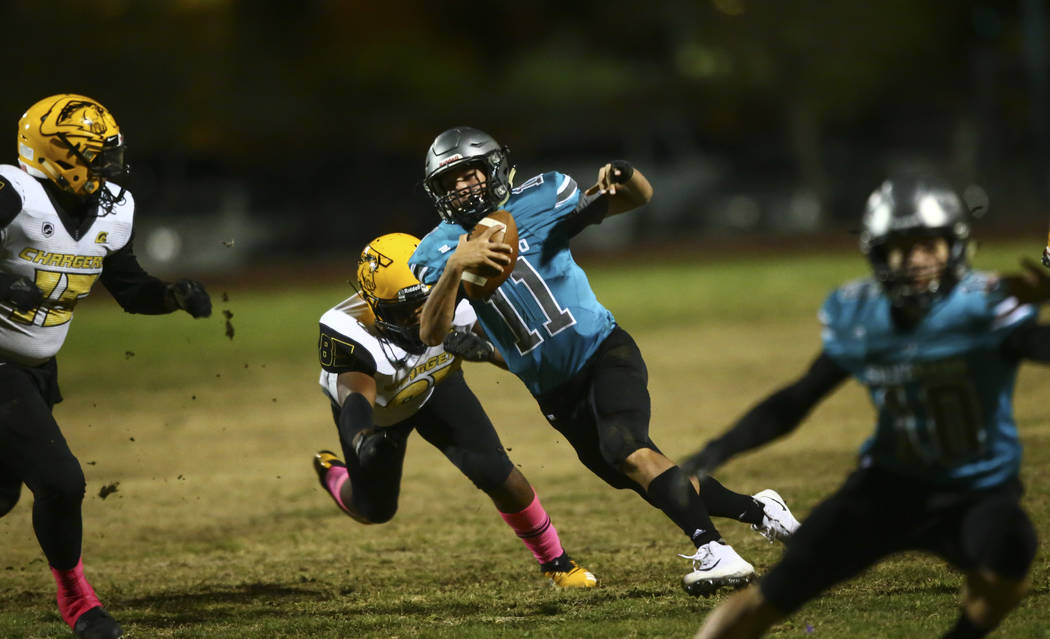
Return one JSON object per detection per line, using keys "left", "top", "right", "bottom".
{"left": 680, "top": 540, "right": 755, "bottom": 597}
{"left": 751, "top": 489, "right": 801, "bottom": 543}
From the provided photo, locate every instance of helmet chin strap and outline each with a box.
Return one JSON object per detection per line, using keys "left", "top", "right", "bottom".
{"left": 96, "top": 182, "right": 127, "bottom": 216}
{"left": 496, "top": 167, "right": 516, "bottom": 206}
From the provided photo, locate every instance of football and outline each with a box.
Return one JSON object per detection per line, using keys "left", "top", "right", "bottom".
{"left": 461, "top": 209, "right": 518, "bottom": 300}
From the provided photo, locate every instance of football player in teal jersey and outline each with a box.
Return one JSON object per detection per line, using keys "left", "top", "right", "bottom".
{"left": 690, "top": 175, "right": 1048, "bottom": 639}
{"left": 409, "top": 127, "right": 801, "bottom": 595}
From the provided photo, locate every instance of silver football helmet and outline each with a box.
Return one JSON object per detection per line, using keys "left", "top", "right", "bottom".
{"left": 860, "top": 175, "right": 971, "bottom": 311}
{"left": 422, "top": 126, "right": 514, "bottom": 228}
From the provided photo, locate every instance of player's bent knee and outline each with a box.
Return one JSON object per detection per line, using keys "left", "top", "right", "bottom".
{"left": 457, "top": 454, "right": 515, "bottom": 494}
{"left": 965, "top": 571, "right": 1031, "bottom": 627}
{"left": 29, "top": 458, "right": 85, "bottom": 505}
{"left": 353, "top": 502, "right": 398, "bottom": 524}
{"left": 968, "top": 503, "right": 1038, "bottom": 580}
{"left": 597, "top": 424, "right": 653, "bottom": 470}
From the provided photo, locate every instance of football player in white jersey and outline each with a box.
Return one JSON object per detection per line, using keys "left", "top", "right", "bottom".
{"left": 0, "top": 94, "right": 211, "bottom": 639}
{"left": 312, "top": 233, "right": 596, "bottom": 588}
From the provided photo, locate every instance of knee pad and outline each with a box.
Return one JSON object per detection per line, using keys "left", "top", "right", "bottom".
{"left": 355, "top": 501, "right": 398, "bottom": 525}
{"left": 596, "top": 417, "right": 654, "bottom": 468}
{"left": 455, "top": 450, "right": 514, "bottom": 493}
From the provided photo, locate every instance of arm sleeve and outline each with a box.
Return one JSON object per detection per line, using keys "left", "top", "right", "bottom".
{"left": 99, "top": 238, "right": 174, "bottom": 314}
{"left": 1000, "top": 321, "right": 1050, "bottom": 362}
{"left": 558, "top": 188, "right": 608, "bottom": 238}
{"left": 318, "top": 324, "right": 377, "bottom": 376}
{"left": 698, "top": 351, "right": 850, "bottom": 467}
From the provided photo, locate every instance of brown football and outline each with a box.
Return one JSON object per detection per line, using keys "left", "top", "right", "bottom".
{"left": 461, "top": 209, "right": 519, "bottom": 300}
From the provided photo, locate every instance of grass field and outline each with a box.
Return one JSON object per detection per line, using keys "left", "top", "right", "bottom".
{"left": 1, "top": 240, "right": 1048, "bottom": 638}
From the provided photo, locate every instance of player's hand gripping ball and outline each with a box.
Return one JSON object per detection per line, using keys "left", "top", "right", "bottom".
{"left": 461, "top": 209, "right": 518, "bottom": 300}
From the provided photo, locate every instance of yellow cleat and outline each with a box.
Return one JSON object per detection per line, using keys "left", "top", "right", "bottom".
{"left": 313, "top": 450, "right": 345, "bottom": 488}
{"left": 545, "top": 560, "right": 598, "bottom": 588}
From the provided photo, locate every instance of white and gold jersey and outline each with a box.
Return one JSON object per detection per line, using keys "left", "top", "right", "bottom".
{"left": 317, "top": 294, "right": 477, "bottom": 426}
{"left": 0, "top": 165, "right": 133, "bottom": 364}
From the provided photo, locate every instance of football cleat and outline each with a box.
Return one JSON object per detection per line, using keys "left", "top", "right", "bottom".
{"left": 73, "top": 606, "right": 123, "bottom": 639}
{"left": 313, "top": 450, "right": 345, "bottom": 490}
{"left": 680, "top": 540, "right": 755, "bottom": 597}
{"left": 750, "top": 489, "right": 800, "bottom": 543}
{"left": 545, "top": 560, "right": 598, "bottom": 589}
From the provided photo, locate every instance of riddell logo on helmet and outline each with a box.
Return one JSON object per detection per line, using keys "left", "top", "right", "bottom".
{"left": 438, "top": 154, "right": 463, "bottom": 168}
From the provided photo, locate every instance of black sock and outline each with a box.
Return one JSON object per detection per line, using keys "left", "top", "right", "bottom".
{"left": 540, "top": 552, "right": 573, "bottom": 573}
{"left": 699, "top": 475, "right": 764, "bottom": 525}
{"left": 646, "top": 467, "right": 720, "bottom": 545}
{"left": 942, "top": 612, "right": 991, "bottom": 639}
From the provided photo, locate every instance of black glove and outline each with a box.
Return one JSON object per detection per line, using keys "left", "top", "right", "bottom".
{"left": 442, "top": 329, "right": 495, "bottom": 362}
{"left": 679, "top": 441, "right": 729, "bottom": 480}
{"left": 168, "top": 279, "right": 212, "bottom": 318}
{"left": 0, "top": 273, "right": 44, "bottom": 312}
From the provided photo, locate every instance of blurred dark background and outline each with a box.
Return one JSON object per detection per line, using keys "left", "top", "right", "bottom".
{"left": 2, "top": 0, "right": 1048, "bottom": 275}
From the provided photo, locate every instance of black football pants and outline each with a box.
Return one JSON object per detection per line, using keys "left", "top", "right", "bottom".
{"left": 536, "top": 325, "right": 657, "bottom": 495}
{"left": 0, "top": 359, "right": 85, "bottom": 570}
{"left": 761, "top": 465, "right": 1038, "bottom": 614}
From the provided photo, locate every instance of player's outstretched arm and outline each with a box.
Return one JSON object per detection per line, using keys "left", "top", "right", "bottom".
{"left": 583, "top": 161, "right": 653, "bottom": 218}
{"left": 100, "top": 240, "right": 211, "bottom": 317}
{"left": 680, "top": 352, "right": 848, "bottom": 478}
{"left": 1000, "top": 257, "right": 1050, "bottom": 305}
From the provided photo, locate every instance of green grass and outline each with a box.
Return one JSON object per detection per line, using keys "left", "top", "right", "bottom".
{"left": 1, "top": 240, "right": 1048, "bottom": 638}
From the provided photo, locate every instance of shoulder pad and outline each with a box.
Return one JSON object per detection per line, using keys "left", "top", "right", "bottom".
{"left": 0, "top": 174, "right": 23, "bottom": 227}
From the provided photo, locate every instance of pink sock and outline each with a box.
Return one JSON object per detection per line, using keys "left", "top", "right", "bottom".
{"left": 50, "top": 558, "right": 102, "bottom": 629}
{"left": 499, "top": 490, "right": 565, "bottom": 565}
{"left": 324, "top": 465, "right": 352, "bottom": 513}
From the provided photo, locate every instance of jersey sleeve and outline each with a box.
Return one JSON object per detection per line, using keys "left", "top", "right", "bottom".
{"left": 0, "top": 173, "right": 22, "bottom": 228}
{"left": 318, "top": 323, "right": 377, "bottom": 376}
{"left": 409, "top": 225, "right": 460, "bottom": 286}
{"left": 510, "top": 171, "right": 581, "bottom": 230}
{"left": 552, "top": 172, "right": 581, "bottom": 214}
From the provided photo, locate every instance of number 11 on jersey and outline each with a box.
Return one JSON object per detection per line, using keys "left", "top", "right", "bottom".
{"left": 486, "top": 257, "right": 576, "bottom": 355}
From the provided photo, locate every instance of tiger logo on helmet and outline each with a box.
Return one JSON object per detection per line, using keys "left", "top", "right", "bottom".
{"left": 354, "top": 233, "right": 431, "bottom": 354}
{"left": 17, "top": 94, "right": 128, "bottom": 212}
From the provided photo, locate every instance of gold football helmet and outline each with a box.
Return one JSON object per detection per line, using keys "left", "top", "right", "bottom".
{"left": 356, "top": 233, "right": 430, "bottom": 353}
{"left": 17, "top": 94, "right": 127, "bottom": 207}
